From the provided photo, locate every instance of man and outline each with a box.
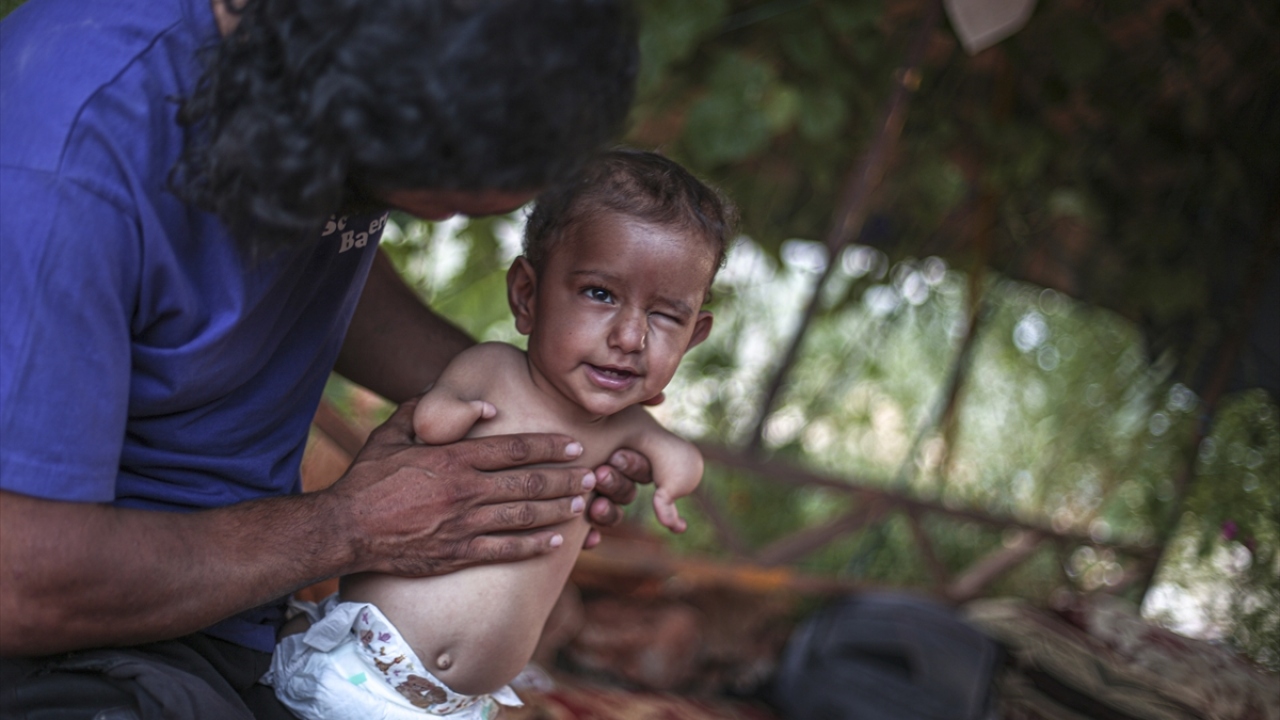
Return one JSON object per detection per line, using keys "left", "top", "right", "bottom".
{"left": 0, "top": 0, "right": 645, "bottom": 715}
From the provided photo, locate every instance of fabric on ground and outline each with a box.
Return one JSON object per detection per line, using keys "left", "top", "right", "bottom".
{"left": 964, "top": 597, "right": 1279, "bottom": 720}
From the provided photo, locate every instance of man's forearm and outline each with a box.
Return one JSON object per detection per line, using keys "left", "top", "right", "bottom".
{"left": 335, "top": 249, "right": 474, "bottom": 402}
{"left": 0, "top": 489, "right": 354, "bottom": 656}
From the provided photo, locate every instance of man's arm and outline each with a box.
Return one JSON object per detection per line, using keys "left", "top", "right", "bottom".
{"left": 0, "top": 401, "right": 595, "bottom": 657}
{"left": 0, "top": 489, "right": 345, "bottom": 655}
{"left": 334, "top": 249, "right": 475, "bottom": 404}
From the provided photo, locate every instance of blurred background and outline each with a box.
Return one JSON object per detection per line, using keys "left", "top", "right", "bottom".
{"left": 339, "top": 0, "right": 1279, "bottom": 673}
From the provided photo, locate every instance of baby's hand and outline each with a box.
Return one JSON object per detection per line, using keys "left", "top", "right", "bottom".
{"left": 412, "top": 395, "right": 496, "bottom": 446}
{"left": 652, "top": 487, "right": 687, "bottom": 534}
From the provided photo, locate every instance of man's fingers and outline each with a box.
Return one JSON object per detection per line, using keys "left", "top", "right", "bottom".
{"left": 465, "top": 530, "right": 566, "bottom": 565}
{"left": 587, "top": 495, "right": 623, "bottom": 528}
{"left": 364, "top": 396, "right": 421, "bottom": 445}
{"left": 607, "top": 449, "right": 653, "bottom": 485}
{"left": 474, "top": 466, "right": 596, "bottom": 505}
{"left": 471, "top": 496, "right": 587, "bottom": 534}
{"left": 592, "top": 465, "right": 638, "bottom": 508}
{"left": 336, "top": 424, "right": 596, "bottom": 575}
{"left": 456, "top": 433, "right": 583, "bottom": 472}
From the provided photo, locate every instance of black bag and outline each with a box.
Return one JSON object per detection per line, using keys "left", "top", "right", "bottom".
{"left": 772, "top": 592, "right": 1001, "bottom": 720}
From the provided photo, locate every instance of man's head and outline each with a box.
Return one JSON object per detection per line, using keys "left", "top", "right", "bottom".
{"left": 175, "top": 0, "right": 638, "bottom": 246}
{"left": 507, "top": 149, "right": 737, "bottom": 418}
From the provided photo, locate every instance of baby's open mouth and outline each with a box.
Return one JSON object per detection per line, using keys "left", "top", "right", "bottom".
{"left": 592, "top": 365, "right": 636, "bottom": 379}
{"left": 587, "top": 364, "right": 640, "bottom": 390}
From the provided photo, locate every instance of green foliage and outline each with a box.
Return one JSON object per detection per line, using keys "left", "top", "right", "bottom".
{"left": 1186, "top": 393, "right": 1280, "bottom": 557}
{"left": 683, "top": 52, "right": 778, "bottom": 165}
{"left": 634, "top": 0, "right": 729, "bottom": 96}
{"left": 379, "top": 212, "right": 526, "bottom": 344}
{"left": 1173, "top": 392, "right": 1280, "bottom": 667}
{"left": 627, "top": 0, "right": 1279, "bottom": 399}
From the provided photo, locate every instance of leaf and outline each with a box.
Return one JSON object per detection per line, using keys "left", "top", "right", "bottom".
{"left": 1049, "top": 17, "right": 1110, "bottom": 85}
{"left": 797, "top": 86, "right": 849, "bottom": 142}
{"left": 780, "top": 25, "right": 833, "bottom": 72}
{"left": 764, "top": 84, "right": 801, "bottom": 132}
{"left": 682, "top": 52, "right": 778, "bottom": 165}
{"left": 821, "top": 0, "right": 884, "bottom": 36}
{"left": 637, "top": 0, "right": 731, "bottom": 95}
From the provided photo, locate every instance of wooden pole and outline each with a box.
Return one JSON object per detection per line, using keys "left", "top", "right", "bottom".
{"left": 747, "top": 0, "right": 946, "bottom": 452}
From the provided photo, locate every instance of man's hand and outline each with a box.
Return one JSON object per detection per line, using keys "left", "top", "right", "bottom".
{"left": 582, "top": 447, "right": 653, "bottom": 549}
{"left": 575, "top": 391, "right": 662, "bottom": 548}
{"left": 323, "top": 398, "right": 598, "bottom": 577}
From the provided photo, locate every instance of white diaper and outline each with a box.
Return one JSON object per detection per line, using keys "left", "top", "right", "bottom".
{"left": 262, "top": 595, "right": 522, "bottom": 720}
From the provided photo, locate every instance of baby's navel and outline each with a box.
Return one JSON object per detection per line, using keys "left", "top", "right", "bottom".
{"left": 435, "top": 652, "right": 453, "bottom": 671}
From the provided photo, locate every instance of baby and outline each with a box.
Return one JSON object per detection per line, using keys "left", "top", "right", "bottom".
{"left": 267, "top": 149, "right": 735, "bottom": 719}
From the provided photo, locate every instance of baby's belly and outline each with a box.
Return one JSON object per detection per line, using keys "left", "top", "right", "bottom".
{"left": 341, "top": 516, "right": 590, "bottom": 696}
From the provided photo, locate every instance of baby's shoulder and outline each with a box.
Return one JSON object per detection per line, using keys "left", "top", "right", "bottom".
{"left": 435, "top": 342, "right": 526, "bottom": 395}
{"left": 451, "top": 341, "right": 526, "bottom": 373}
{"left": 465, "top": 341, "right": 525, "bottom": 362}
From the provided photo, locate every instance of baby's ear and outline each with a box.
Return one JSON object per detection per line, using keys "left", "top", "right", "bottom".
{"left": 684, "top": 311, "right": 713, "bottom": 352}
{"left": 507, "top": 257, "right": 537, "bottom": 335}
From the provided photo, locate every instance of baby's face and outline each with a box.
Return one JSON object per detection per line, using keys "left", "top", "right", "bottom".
{"left": 516, "top": 213, "right": 715, "bottom": 418}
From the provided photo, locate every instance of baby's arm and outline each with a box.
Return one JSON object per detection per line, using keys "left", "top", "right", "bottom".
{"left": 412, "top": 345, "right": 500, "bottom": 445}
{"left": 622, "top": 414, "right": 703, "bottom": 533}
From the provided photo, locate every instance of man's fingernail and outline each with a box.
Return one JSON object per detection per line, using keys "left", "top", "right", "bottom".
{"left": 550, "top": 534, "right": 564, "bottom": 548}
{"left": 582, "top": 471, "right": 597, "bottom": 490}
{"left": 610, "top": 451, "right": 627, "bottom": 469}
{"left": 566, "top": 442, "right": 584, "bottom": 458}
{"left": 571, "top": 496, "right": 585, "bottom": 513}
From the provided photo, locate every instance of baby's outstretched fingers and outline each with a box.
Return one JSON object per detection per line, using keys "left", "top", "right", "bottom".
{"left": 652, "top": 492, "right": 687, "bottom": 534}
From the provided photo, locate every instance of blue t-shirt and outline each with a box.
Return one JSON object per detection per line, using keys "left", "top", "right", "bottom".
{"left": 1, "top": 0, "right": 386, "bottom": 651}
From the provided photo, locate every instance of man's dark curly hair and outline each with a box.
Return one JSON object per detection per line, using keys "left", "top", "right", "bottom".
{"left": 523, "top": 148, "right": 737, "bottom": 283}
{"left": 173, "top": 0, "right": 638, "bottom": 246}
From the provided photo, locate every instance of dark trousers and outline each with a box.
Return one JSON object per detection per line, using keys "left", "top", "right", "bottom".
{"left": 0, "top": 633, "right": 298, "bottom": 720}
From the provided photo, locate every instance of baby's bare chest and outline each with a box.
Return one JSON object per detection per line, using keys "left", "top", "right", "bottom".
{"left": 464, "top": 377, "right": 637, "bottom": 469}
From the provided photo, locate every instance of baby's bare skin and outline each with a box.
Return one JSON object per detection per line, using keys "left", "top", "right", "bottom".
{"left": 342, "top": 343, "right": 702, "bottom": 695}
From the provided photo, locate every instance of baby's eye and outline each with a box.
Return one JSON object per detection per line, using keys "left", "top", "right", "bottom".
{"left": 585, "top": 287, "right": 614, "bottom": 303}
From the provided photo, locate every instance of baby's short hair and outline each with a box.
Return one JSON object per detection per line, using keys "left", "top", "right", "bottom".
{"left": 523, "top": 148, "right": 736, "bottom": 278}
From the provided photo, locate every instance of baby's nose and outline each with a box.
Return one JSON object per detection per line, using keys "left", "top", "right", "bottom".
{"left": 609, "top": 312, "right": 647, "bottom": 352}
